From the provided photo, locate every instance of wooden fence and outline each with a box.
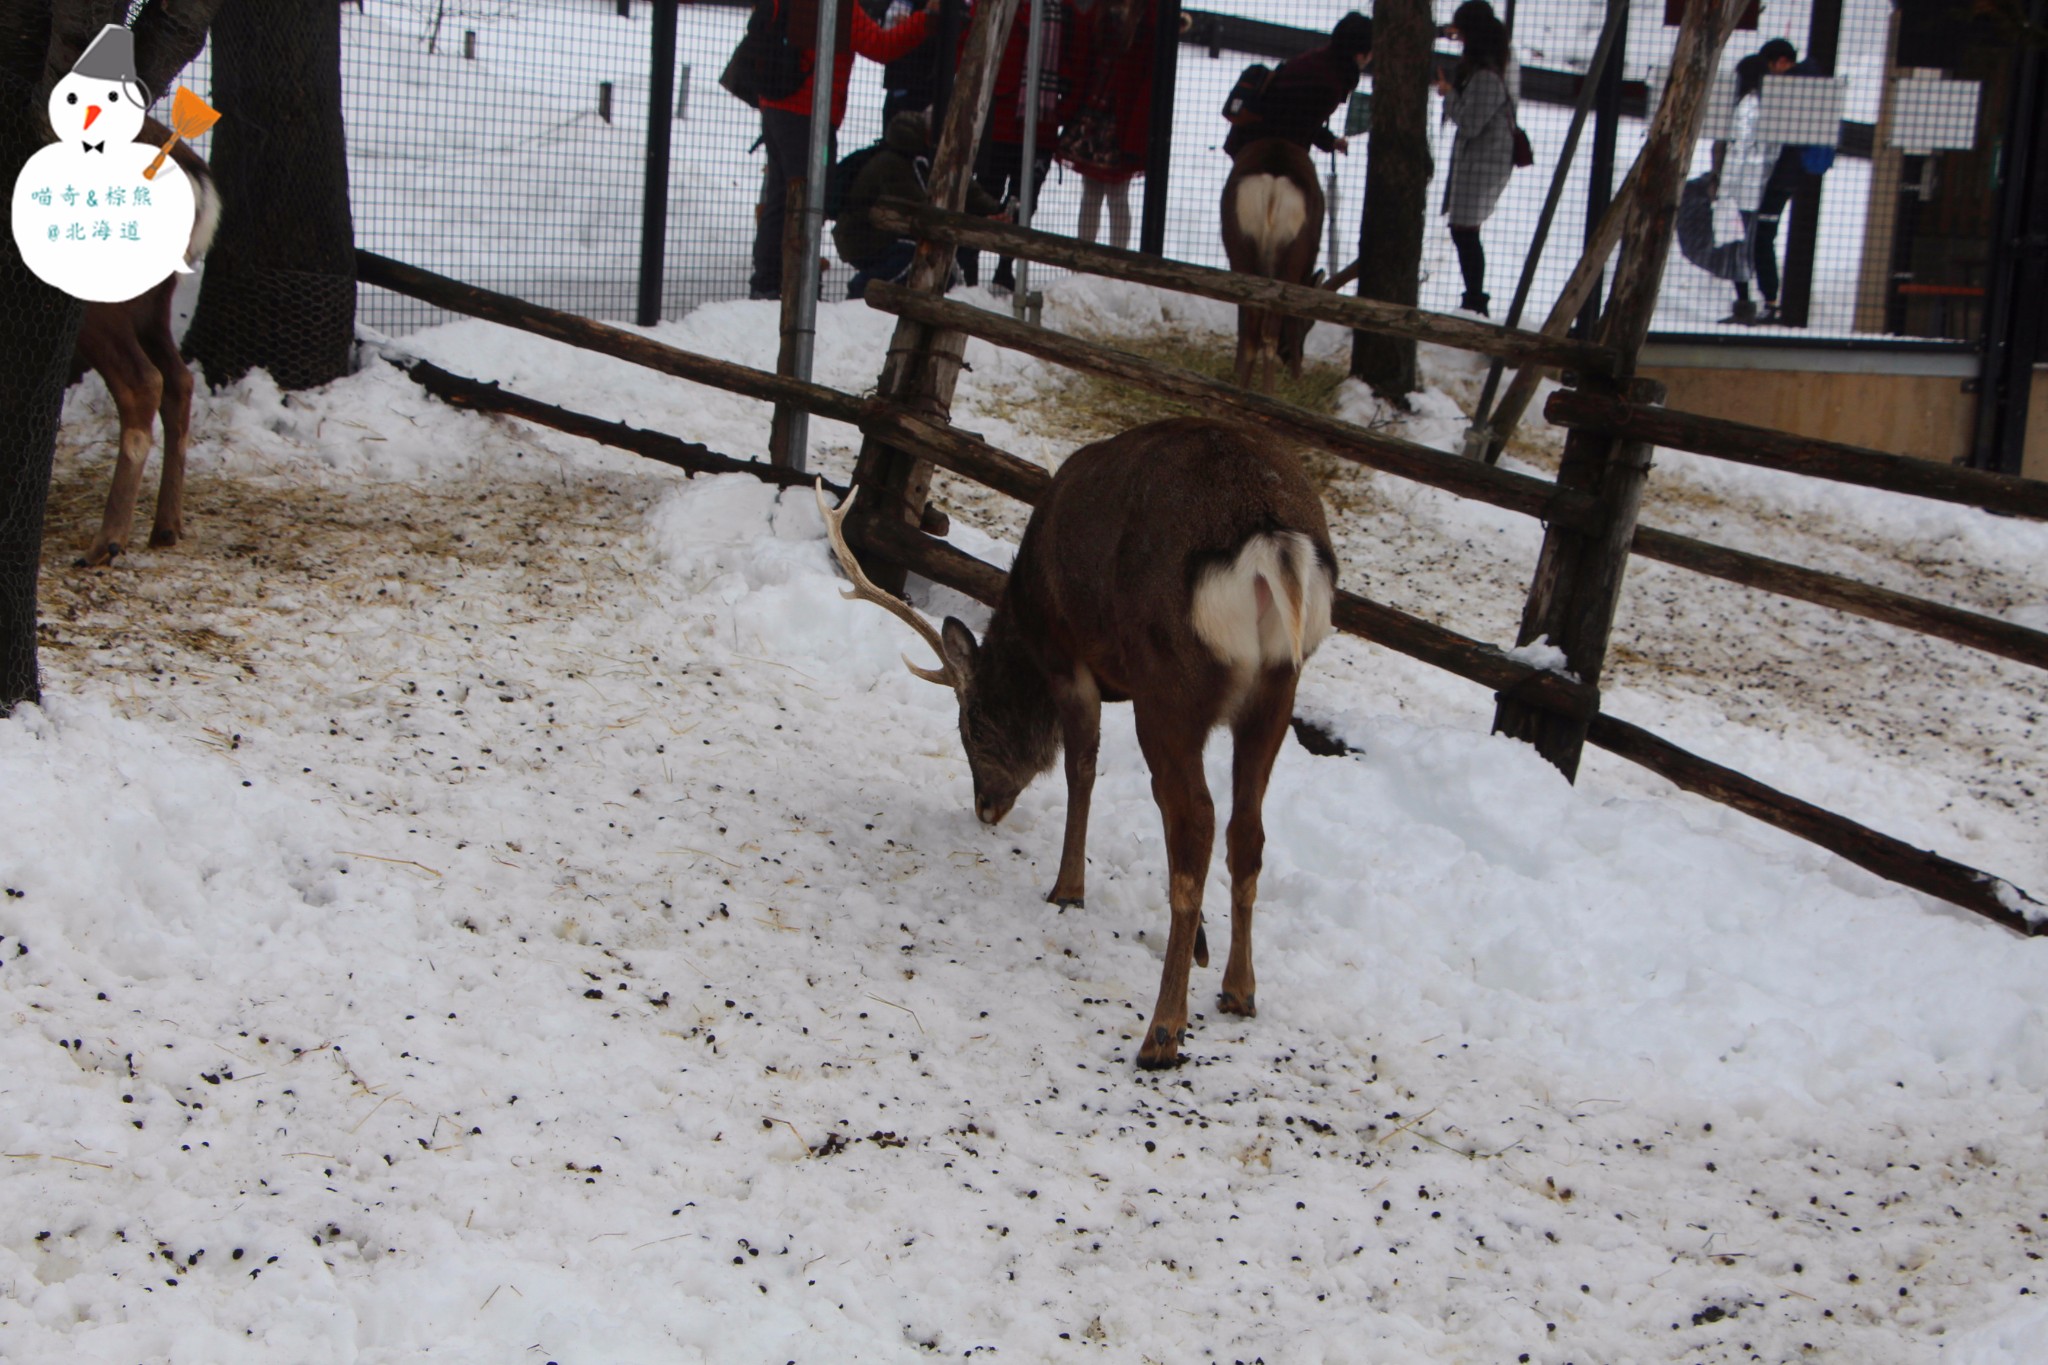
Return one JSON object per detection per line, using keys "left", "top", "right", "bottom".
{"left": 356, "top": 0, "right": 2042, "bottom": 935}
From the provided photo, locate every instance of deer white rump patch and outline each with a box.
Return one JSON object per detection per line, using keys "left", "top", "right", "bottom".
{"left": 1190, "top": 531, "right": 1333, "bottom": 691}
{"left": 1231, "top": 174, "right": 1308, "bottom": 277}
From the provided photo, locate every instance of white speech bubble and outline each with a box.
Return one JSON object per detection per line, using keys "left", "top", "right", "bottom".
{"left": 12, "top": 141, "right": 196, "bottom": 303}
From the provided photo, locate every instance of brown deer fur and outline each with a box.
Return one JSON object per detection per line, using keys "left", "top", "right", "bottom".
{"left": 68, "top": 124, "right": 218, "bottom": 568}
{"left": 823, "top": 418, "right": 1337, "bottom": 1068}
{"left": 1220, "top": 138, "right": 1326, "bottom": 392}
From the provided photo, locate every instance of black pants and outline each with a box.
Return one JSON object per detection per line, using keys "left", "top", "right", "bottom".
{"left": 1449, "top": 224, "right": 1487, "bottom": 311}
{"left": 1736, "top": 158, "right": 1805, "bottom": 306}
{"left": 750, "top": 106, "right": 835, "bottom": 299}
{"left": 959, "top": 140, "right": 1047, "bottom": 287}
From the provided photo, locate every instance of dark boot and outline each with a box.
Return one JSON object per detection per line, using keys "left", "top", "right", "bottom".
{"left": 1460, "top": 290, "right": 1490, "bottom": 317}
{"left": 1721, "top": 298, "right": 1759, "bottom": 324}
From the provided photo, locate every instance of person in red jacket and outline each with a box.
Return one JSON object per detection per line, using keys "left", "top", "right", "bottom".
{"left": 749, "top": 0, "right": 937, "bottom": 299}
{"left": 1055, "top": 0, "right": 1152, "bottom": 251}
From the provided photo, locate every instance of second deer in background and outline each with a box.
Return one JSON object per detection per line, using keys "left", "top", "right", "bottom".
{"left": 1220, "top": 138, "right": 1325, "bottom": 391}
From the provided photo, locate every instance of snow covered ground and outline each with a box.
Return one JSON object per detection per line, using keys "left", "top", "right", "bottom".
{"left": 5, "top": 273, "right": 2045, "bottom": 1361}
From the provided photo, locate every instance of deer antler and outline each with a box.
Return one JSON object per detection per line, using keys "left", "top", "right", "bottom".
{"left": 814, "top": 481, "right": 962, "bottom": 691}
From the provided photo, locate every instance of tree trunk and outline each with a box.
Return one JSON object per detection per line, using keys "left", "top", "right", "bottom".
{"left": 184, "top": 0, "right": 355, "bottom": 390}
{"left": 1350, "top": 0, "right": 1433, "bottom": 397}
{"left": 0, "top": 63, "right": 83, "bottom": 715}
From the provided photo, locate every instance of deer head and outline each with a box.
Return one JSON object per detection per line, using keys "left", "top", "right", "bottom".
{"left": 815, "top": 484, "right": 1057, "bottom": 826}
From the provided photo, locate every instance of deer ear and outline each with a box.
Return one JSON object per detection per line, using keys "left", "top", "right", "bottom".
{"left": 939, "top": 616, "right": 979, "bottom": 680}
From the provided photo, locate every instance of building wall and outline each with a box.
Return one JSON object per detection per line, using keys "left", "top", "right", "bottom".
{"left": 1634, "top": 346, "right": 2046, "bottom": 483}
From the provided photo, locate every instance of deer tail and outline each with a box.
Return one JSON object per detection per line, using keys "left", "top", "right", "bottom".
{"left": 1191, "top": 531, "right": 1333, "bottom": 675}
{"left": 1231, "top": 173, "right": 1307, "bottom": 278}
{"left": 184, "top": 156, "right": 220, "bottom": 265}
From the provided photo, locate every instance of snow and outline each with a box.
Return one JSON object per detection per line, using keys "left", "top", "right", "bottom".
{"left": 7, "top": 262, "right": 2046, "bottom": 1361}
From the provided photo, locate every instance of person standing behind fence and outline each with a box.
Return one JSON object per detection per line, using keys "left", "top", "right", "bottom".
{"left": 749, "top": 0, "right": 937, "bottom": 301}
{"left": 1712, "top": 38, "right": 1800, "bottom": 325}
{"left": 1222, "top": 12, "right": 1373, "bottom": 162}
{"left": 1435, "top": 0, "right": 1513, "bottom": 317}
{"left": 1055, "top": 0, "right": 1151, "bottom": 252}
{"left": 962, "top": 0, "right": 1067, "bottom": 292}
{"left": 866, "top": 0, "right": 967, "bottom": 127}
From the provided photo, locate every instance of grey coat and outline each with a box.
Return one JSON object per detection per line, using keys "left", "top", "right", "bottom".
{"left": 1442, "top": 68, "right": 1514, "bottom": 226}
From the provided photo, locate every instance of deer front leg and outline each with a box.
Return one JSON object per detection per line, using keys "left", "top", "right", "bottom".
{"left": 1046, "top": 666, "right": 1101, "bottom": 907}
{"left": 1220, "top": 667, "right": 1300, "bottom": 1019}
{"left": 1133, "top": 709, "right": 1216, "bottom": 1070}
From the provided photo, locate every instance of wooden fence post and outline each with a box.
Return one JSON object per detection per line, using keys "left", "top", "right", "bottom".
{"left": 1492, "top": 0, "right": 1751, "bottom": 779}
{"left": 847, "top": 0, "right": 1020, "bottom": 592}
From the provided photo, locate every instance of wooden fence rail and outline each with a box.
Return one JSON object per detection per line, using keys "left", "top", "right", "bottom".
{"left": 1632, "top": 525, "right": 2048, "bottom": 671}
{"left": 867, "top": 199, "right": 1623, "bottom": 378}
{"left": 1546, "top": 388, "right": 2048, "bottom": 521}
{"left": 362, "top": 246, "right": 2042, "bottom": 932}
{"left": 861, "top": 280, "right": 1602, "bottom": 531}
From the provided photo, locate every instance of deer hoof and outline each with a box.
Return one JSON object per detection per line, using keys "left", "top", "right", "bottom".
{"left": 77, "top": 542, "right": 121, "bottom": 568}
{"left": 1046, "top": 889, "right": 1085, "bottom": 909}
{"left": 1136, "top": 1026, "right": 1184, "bottom": 1070}
{"left": 148, "top": 527, "right": 181, "bottom": 550}
{"left": 1218, "top": 990, "right": 1257, "bottom": 1018}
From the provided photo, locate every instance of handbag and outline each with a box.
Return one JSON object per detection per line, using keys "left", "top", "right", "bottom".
{"left": 1510, "top": 123, "right": 1534, "bottom": 168}
{"left": 718, "top": 0, "right": 805, "bottom": 110}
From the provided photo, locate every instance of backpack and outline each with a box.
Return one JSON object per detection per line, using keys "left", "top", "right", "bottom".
{"left": 824, "top": 141, "right": 886, "bottom": 221}
{"left": 1223, "top": 62, "right": 1272, "bottom": 124}
{"left": 718, "top": 0, "right": 805, "bottom": 110}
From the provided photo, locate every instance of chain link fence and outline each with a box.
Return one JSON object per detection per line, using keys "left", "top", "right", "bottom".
{"left": 151, "top": 0, "right": 2015, "bottom": 350}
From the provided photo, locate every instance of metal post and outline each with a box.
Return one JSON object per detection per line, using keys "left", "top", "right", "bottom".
{"left": 1969, "top": 0, "right": 2047, "bottom": 474}
{"left": 1139, "top": 0, "right": 1182, "bottom": 257}
{"left": 1462, "top": 0, "right": 1624, "bottom": 457}
{"left": 775, "top": 0, "right": 841, "bottom": 473}
{"left": 1777, "top": 0, "right": 1841, "bottom": 327}
{"left": 1577, "top": 0, "right": 1626, "bottom": 335}
{"left": 1014, "top": 0, "right": 1047, "bottom": 319}
{"left": 636, "top": 0, "right": 679, "bottom": 328}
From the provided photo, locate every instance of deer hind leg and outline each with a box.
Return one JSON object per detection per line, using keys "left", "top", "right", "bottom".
{"left": 1046, "top": 665, "right": 1102, "bottom": 908}
{"left": 1233, "top": 305, "right": 1260, "bottom": 389}
{"left": 1133, "top": 705, "right": 1216, "bottom": 1070}
{"left": 135, "top": 294, "right": 191, "bottom": 551}
{"left": 1219, "top": 666, "right": 1300, "bottom": 1018}
{"left": 80, "top": 333, "right": 164, "bottom": 568}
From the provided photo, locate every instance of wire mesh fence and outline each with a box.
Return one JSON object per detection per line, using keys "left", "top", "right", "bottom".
{"left": 155, "top": 0, "right": 2012, "bottom": 350}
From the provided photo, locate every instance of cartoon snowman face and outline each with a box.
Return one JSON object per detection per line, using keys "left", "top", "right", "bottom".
{"left": 50, "top": 68, "right": 148, "bottom": 149}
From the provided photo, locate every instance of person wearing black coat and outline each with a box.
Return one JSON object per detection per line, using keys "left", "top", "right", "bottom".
{"left": 835, "top": 110, "right": 1004, "bottom": 299}
{"left": 1222, "top": 12, "right": 1372, "bottom": 161}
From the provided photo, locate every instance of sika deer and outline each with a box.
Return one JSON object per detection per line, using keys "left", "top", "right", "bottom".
{"left": 1220, "top": 137, "right": 1326, "bottom": 392}
{"left": 69, "top": 125, "right": 219, "bottom": 567}
{"left": 821, "top": 417, "right": 1337, "bottom": 1068}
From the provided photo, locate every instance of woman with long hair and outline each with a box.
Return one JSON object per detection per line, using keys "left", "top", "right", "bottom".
{"left": 1713, "top": 38, "right": 1800, "bottom": 324}
{"left": 1435, "top": 0, "right": 1514, "bottom": 316}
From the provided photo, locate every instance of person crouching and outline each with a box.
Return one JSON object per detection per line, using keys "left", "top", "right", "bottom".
{"left": 835, "top": 110, "right": 1006, "bottom": 300}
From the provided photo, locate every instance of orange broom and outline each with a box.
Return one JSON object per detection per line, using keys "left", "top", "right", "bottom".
{"left": 143, "top": 86, "right": 221, "bottom": 181}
